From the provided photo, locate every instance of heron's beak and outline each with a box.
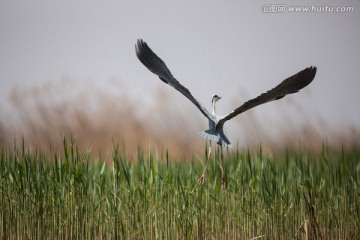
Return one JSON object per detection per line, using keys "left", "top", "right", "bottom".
{"left": 218, "top": 96, "right": 222, "bottom": 100}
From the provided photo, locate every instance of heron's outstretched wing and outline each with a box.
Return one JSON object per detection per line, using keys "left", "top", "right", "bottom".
{"left": 136, "top": 39, "right": 213, "bottom": 120}
{"left": 219, "top": 66, "right": 317, "bottom": 124}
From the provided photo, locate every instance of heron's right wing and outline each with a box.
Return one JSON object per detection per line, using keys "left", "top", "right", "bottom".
{"left": 135, "top": 39, "right": 213, "bottom": 120}
{"left": 219, "top": 66, "right": 317, "bottom": 124}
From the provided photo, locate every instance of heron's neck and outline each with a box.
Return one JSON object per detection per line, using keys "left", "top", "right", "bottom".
{"left": 212, "top": 100, "right": 216, "bottom": 115}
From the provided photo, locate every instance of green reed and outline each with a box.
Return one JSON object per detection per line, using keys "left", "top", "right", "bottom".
{"left": 0, "top": 139, "right": 359, "bottom": 239}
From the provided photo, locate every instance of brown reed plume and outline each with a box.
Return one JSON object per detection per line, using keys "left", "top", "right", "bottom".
{"left": 0, "top": 77, "right": 359, "bottom": 159}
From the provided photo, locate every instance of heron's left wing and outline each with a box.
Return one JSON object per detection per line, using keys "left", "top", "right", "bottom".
{"left": 135, "top": 39, "right": 213, "bottom": 120}
{"left": 219, "top": 66, "right": 317, "bottom": 125}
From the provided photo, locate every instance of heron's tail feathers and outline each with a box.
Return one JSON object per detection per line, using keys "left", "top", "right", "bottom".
{"left": 199, "top": 129, "right": 232, "bottom": 148}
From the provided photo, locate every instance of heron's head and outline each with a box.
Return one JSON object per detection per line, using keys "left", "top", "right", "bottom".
{"left": 212, "top": 94, "right": 222, "bottom": 103}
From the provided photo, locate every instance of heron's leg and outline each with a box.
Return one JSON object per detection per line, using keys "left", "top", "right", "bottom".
{"left": 220, "top": 146, "right": 225, "bottom": 189}
{"left": 198, "top": 141, "right": 212, "bottom": 185}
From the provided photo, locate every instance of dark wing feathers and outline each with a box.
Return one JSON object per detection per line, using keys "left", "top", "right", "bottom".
{"left": 136, "top": 39, "right": 316, "bottom": 127}
{"left": 220, "top": 66, "right": 317, "bottom": 124}
{"left": 136, "top": 39, "right": 172, "bottom": 84}
{"left": 135, "top": 39, "right": 213, "bottom": 120}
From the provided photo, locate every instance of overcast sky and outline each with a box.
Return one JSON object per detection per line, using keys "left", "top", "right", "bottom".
{"left": 1, "top": 0, "right": 359, "bottom": 143}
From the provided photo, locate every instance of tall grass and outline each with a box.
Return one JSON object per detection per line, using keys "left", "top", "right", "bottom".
{"left": 1, "top": 139, "right": 359, "bottom": 239}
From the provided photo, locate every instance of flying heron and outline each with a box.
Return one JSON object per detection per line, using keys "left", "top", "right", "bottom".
{"left": 135, "top": 39, "right": 317, "bottom": 187}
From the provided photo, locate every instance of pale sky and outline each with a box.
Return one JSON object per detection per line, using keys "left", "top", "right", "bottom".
{"left": 1, "top": 0, "right": 359, "bottom": 144}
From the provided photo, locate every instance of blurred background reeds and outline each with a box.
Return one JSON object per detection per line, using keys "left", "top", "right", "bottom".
{"left": 1, "top": 78, "right": 359, "bottom": 159}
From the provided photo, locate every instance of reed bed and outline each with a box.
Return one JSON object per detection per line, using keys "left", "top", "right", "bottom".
{"left": 1, "top": 139, "right": 359, "bottom": 239}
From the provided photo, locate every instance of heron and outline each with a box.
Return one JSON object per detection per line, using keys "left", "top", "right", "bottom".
{"left": 135, "top": 39, "right": 316, "bottom": 187}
